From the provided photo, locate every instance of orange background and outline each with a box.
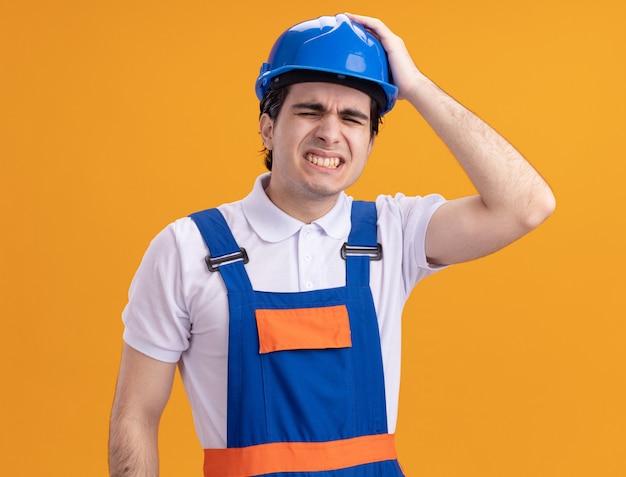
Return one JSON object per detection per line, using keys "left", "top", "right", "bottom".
{"left": 1, "top": 0, "right": 625, "bottom": 475}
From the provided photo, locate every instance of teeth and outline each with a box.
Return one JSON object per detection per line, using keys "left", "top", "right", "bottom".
{"left": 306, "top": 153, "right": 340, "bottom": 169}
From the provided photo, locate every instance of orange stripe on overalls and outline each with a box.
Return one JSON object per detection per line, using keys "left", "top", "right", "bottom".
{"left": 203, "top": 434, "right": 397, "bottom": 477}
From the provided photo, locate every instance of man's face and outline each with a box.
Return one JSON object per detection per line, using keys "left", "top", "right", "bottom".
{"left": 260, "top": 82, "right": 375, "bottom": 215}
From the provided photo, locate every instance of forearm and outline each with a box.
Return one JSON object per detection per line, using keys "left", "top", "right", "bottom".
{"left": 109, "top": 413, "right": 160, "bottom": 477}
{"left": 406, "top": 72, "right": 555, "bottom": 227}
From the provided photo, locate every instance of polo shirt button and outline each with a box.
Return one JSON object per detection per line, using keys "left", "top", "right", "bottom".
{"left": 305, "top": 281, "right": 313, "bottom": 289}
{"left": 304, "top": 254, "right": 312, "bottom": 262}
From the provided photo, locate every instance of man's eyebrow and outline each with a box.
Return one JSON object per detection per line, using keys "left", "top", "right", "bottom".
{"left": 292, "top": 102, "right": 327, "bottom": 112}
{"left": 292, "top": 102, "right": 370, "bottom": 121}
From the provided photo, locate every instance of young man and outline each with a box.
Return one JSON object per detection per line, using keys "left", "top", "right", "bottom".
{"left": 109, "top": 13, "right": 555, "bottom": 477}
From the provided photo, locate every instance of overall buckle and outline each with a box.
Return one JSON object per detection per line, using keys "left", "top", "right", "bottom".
{"left": 340, "top": 243, "right": 383, "bottom": 261}
{"left": 205, "top": 248, "right": 249, "bottom": 272}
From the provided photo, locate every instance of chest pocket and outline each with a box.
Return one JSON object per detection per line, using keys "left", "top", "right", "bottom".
{"left": 254, "top": 303, "right": 356, "bottom": 442}
{"left": 255, "top": 305, "right": 352, "bottom": 353}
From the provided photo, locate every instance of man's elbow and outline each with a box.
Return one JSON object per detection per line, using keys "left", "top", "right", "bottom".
{"left": 520, "top": 187, "right": 557, "bottom": 232}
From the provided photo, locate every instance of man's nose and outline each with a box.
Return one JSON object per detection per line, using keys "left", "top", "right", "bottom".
{"left": 315, "top": 114, "right": 342, "bottom": 144}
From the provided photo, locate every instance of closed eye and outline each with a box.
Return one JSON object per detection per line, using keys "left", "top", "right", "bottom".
{"left": 342, "top": 115, "right": 365, "bottom": 125}
{"left": 292, "top": 103, "right": 369, "bottom": 125}
{"left": 297, "top": 111, "right": 320, "bottom": 117}
{"left": 293, "top": 103, "right": 326, "bottom": 117}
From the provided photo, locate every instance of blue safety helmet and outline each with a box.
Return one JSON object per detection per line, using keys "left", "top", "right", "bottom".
{"left": 255, "top": 14, "right": 398, "bottom": 115}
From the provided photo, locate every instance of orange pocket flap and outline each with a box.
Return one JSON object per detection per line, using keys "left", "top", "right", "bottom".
{"left": 255, "top": 305, "right": 352, "bottom": 354}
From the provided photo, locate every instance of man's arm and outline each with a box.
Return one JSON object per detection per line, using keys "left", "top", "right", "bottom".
{"left": 348, "top": 13, "right": 556, "bottom": 265}
{"left": 109, "top": 343, "right": 176, "bottom": 477}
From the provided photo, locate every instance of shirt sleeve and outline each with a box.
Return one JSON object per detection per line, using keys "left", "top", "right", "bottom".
{"left": 376, "top": 192, "right": 448, "bottom": 296}
{"left": 402, "top": 193, "right": 447, "bottom": 271}
{"left": 122, "top": 223, "right": 192, "bottom": 363}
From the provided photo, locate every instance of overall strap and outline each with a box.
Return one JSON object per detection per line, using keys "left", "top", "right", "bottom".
{"left": 344, "top": 200, "right": 381, "bottom": 287}
{"left": 189, "top": 209, "right": 253, "bottom": 293}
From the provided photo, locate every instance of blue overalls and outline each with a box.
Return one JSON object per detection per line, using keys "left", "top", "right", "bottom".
{"left": 190, "top": 201, "right": 405, "bottom": 477}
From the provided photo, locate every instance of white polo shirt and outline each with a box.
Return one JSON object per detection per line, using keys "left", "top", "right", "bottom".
{"left": 122, "top": 173, "right": 446, "bottom": 448}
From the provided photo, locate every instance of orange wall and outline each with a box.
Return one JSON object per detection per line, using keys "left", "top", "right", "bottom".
{"left": 1, "top": 0, "right": 625, "bottom": 475}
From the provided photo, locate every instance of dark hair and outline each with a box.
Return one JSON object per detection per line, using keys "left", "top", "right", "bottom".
{"left": 259, "top": 85, "right": 383, "bottom": 171}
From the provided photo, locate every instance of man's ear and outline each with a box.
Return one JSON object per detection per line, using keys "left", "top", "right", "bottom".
{"left": 367, "top": 135, "right": 376, "bottom": 157}
{"left": 259, "top": 113, "right": 274, "bottom": 151}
